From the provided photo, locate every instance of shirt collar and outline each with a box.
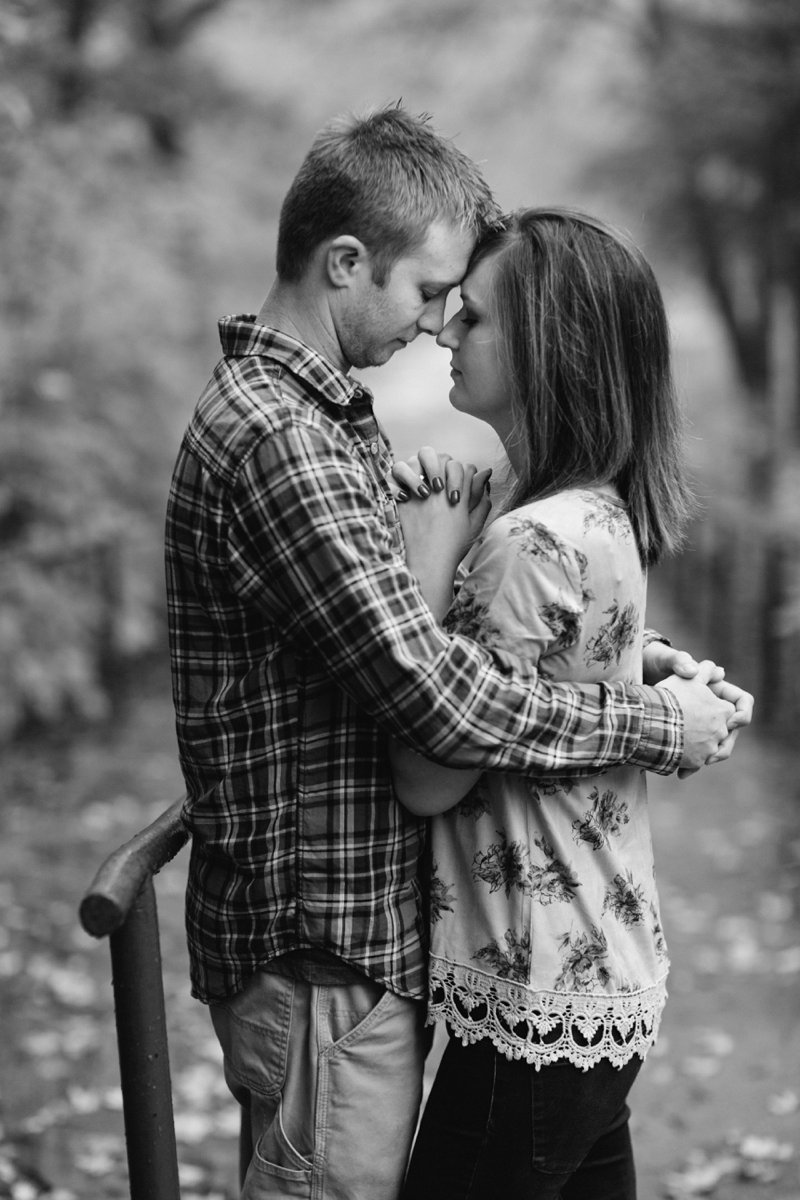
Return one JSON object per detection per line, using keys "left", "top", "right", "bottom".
{"left": 218, "top": 315, "right": 373, "bottom": 409}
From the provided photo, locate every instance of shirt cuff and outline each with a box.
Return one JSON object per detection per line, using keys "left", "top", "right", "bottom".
{"left": 643, "top": 627, "right": 671, "bottom": 649}
{"left": 626, "top": 683, "right": 684, "bottom": 775}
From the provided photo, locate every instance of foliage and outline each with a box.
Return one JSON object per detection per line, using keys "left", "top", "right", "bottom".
{"left": 1, "top": 132, "right": 167, "bottom": 737}
{"left": 3, "top": 0, "right": 797, "bottom": 740}
{"left": 0, "top": 2, "right": 248, "bottom": 742}
{"left": 550, "top": 0, "right": 800, "bottom": 500}
{"left": 1, "top": 0, "right": 230, "bottom": 155}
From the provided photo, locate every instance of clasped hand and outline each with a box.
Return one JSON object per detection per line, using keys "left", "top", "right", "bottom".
{"left": 391, "top": 447, "right": 492, "bottom": 622}
{"left": 644, "top": 643, "right": 754, "bottom": 775}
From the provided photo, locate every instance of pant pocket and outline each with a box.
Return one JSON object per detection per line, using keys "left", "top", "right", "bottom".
{"left": 319, "top": 976, "right": 388, "bottom": 1050}
{"left": 247, "top": 1097, "right": 313, "bottom": 1197}
{"left": 210, "top": 971, "right": 295, "bottom": 1098}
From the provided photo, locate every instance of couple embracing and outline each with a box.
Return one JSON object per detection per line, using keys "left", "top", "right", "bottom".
{"left": 165, "top": 104, "right": 752, "bottom": 1200}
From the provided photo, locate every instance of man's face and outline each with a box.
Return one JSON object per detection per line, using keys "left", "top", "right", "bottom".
{"left": 338, "top": 221, "right": 475, "bottom": 370}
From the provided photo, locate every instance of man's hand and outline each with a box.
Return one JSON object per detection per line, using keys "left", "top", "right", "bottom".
{"left": 705, "top": 676, "right": 754, "bottom": 763}
{"left": 646, "top": 646, "right": 754, "bottom": 776}
{"left": 656, "top": 659, "right": 737, "bottom": 772}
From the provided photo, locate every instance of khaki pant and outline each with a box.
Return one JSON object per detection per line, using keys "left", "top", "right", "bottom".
{"left": 210, "top": 970, "right": 425, "bottom": 1200}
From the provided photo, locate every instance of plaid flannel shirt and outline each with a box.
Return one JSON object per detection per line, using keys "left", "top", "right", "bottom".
{"left": 165, "top": 317, "right": 683, "bottom": 1003}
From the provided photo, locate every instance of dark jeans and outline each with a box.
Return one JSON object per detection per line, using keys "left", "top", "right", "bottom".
{"left": 403, "top": 1032, "right": 643, "bottom": 1200}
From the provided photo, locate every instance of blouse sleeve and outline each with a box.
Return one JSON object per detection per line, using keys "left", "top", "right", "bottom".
{"left": 445, "top": 514, "right": 587, "bottom": 668}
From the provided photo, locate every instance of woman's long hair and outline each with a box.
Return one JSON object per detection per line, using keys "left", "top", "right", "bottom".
{"left": 476, "top": 208, "right": 694, "bottom": 567}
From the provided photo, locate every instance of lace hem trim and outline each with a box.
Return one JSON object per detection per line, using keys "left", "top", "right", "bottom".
{"left": 428, "top": 957, "right": 668, "bottom": 1071}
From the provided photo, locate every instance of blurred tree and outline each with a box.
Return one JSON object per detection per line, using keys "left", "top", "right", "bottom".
{"left": 0, "top": 128, "right": 186, "bottom": 739}
{"left": 554, "top": 0, "right": 800, "bottom": 504}
{"left": 3, "top": 0, "right": 229, "bottom": 156}
{"left": 0, "top": 0, "right": 246, "bottom": 742}
{"left": 136, "top": 0, "right": 229, "bottom": 153}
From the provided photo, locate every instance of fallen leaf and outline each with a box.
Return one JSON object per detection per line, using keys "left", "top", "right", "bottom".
{"left": 173, "top": 1111, "right": 215, "bottom": 1144}
{"left": 681, "top": 1056, "right": 722, "bottom": 1081}
{"left": 695, "top": 1029, "right": 734, "bottom": 1057}
{"left": 774, "top": 946, "right": 800, "bottom": 974}
{"left": 757, "top": 890, "right": 794, "bottom": 923}
{"left": 736, "top": 1134, "right": 794, "bottom": 1162}
{"left": 177, "top": 1162, "right": 207, "bottom": 1187}
{"left": 767, "top": 1089, "right": 799, "bottom": 1116}
{"left": 664, "top": 1151, "right": 739, "bottom": 1197}
{"left": 73, "top": 1133, "right": 124, "bottom": 1177}
{"left": 66, "top": 1086, "right": 102, "bottom": 1115}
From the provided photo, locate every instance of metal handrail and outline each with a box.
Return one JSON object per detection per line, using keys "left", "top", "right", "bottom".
{"left": 79, "top": 799, "right": 189, "bottom": 1200}
{"left": 80, "top": 798, "right": 189, "bottom": 936}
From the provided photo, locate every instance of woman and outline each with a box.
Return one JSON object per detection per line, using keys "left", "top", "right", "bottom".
{"left": 390, "top": 208, "right": 698, "bottom": 1199}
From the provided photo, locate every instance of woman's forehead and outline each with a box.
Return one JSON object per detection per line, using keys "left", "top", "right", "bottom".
{"left": 461, "top": 252, "right": 500, "bottom": 305}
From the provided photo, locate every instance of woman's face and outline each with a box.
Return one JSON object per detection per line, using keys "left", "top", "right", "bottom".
{"left": 437, "top": 251, "right": 512, "bottom": 441}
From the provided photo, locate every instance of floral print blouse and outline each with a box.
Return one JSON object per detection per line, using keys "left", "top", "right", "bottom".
{"left": 427, "top": 487, "right": 669, "bottom": 1070}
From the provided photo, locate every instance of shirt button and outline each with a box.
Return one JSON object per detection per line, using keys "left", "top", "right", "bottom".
{"left": 369, "top": 442, "right": 379, "bottom": 455}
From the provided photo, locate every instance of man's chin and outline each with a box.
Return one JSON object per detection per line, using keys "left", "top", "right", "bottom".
{"left": 361, "top": 346, "right": 401, "bottom": 369}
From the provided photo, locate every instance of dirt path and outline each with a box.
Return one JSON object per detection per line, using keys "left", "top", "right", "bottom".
{"left": 629, "top": 598, "right": 800, "bottom": 1199}
{"left": 1, "top": 609, "right": 798, "bottom": 1199}
{"left": 630, "top": 737, "right": 800, "bottom": 1197}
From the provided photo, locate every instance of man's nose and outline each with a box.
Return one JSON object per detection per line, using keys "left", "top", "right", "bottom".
{"left": 436, "top": 316, "right": 458, "bottom": 349}
{"left": 417, "top": 295, "right": 447, "bottom": 336}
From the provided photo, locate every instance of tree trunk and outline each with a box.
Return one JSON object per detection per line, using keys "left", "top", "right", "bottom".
{"left": 56, "top": 0, "right": 100, "bottom": 114}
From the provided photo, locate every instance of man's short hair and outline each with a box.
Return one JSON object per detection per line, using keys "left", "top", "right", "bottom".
{"left": 276, "top": 104, "right": 500, "bottom": 286}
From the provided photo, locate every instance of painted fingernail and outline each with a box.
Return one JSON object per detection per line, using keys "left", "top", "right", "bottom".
{"left": 397, "top": 490, "right": 409, "bottom": 503}
{"left": 417, "top": 483, "right": 431, "bottom": 498}
{"left": 431, "top": 476, "right": 444, "bottom": 492}
{"left": 449, "top": 489, "right": 460, "bottom": 505}
{"left": 485, "top": 480, "right": 491, "bottom": 495}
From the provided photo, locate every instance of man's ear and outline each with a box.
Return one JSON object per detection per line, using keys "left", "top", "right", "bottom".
{"left": 326, "top": 235, "right": 370, "bottom": 289}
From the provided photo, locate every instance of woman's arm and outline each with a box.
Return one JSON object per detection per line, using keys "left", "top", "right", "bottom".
{"left": 388, "top": 742, "right": 482, "bottom": 815}
{"left": 390, "top": 450, "right": 490, "bottom": 813}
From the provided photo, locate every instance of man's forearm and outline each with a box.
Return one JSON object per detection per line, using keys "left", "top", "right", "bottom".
{"left": 386, "top": 666, "right": 684, "bottom": 780}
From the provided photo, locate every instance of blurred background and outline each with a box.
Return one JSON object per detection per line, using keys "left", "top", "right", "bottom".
{"left": 1, "top": 1, "right": 799, "bottom": 1198}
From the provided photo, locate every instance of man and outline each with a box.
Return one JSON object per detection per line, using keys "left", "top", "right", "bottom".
{"left": 165, "top": 104, "right": 748, "bottom": 1200}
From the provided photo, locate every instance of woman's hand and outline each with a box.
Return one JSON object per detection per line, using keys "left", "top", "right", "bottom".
{"left": 393, "top": 445, "right": 489, "bottom": 507}
{"left": 642, "top": 642, "right": 722, "bottom": 685}
{"left": 392, "top": 447, "right": 492, "bottom": 621}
